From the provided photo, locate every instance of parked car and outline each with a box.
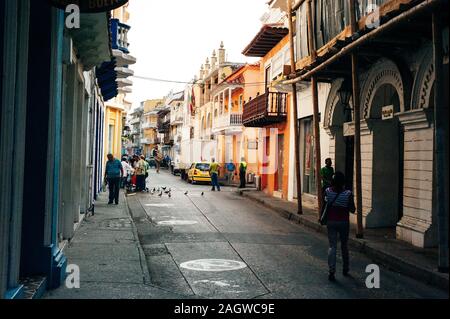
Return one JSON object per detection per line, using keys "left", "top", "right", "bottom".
{"left": 187, "top": 162, "right": 211, "bottom": 184}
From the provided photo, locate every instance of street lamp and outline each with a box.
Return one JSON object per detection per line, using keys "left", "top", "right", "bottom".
{"left": 338, "top": 79, "right": 353, "bottom": 121}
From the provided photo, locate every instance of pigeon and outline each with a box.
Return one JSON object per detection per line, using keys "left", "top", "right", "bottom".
{"left": 184, "top": 191, "right": 188, "bottom": 195}
{"left": 158, "top": 192, "right": 163, "bottom": 197}
{"left": 152, "top": 188, "right": 156, "bottom": 192}
{"left": 168, "top": 193, "right": 172, "bottom": 198}
{"left": 162, "top": 187, "right": 167, "bottom": 190}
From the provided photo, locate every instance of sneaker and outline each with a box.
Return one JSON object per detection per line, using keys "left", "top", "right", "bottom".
{"left": 328, "top": 273, "right": 336, "bottom": 282}
{"left": 108, "top": 201, "right": 113, "bottom": 205}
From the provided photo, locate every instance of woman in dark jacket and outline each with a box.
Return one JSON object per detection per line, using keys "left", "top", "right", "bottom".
{"left": 325, "top": 171, "right": 356, "bottom": 281}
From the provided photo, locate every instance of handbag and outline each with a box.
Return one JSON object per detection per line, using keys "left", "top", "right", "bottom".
{"left": 319, "top": 190, "right": 342, "bottom": 226}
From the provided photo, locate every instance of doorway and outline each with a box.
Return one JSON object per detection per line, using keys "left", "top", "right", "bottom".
{"left": 276, "top": 134, "right": 284, "bottom": 192}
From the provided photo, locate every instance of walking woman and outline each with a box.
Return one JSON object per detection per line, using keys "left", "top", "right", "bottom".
{"left": 325, "top": 171, "right": 356, "bottom": 281}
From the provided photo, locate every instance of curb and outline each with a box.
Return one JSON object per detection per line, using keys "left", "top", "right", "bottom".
{"left": 239, "top": 191, "right": 449, "bottom": 292}
{"left": 123, "top": 192, "right": 152, "bottom": 285}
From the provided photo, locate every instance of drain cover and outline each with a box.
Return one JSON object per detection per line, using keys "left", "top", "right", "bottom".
{"left": 180, "top": 259, "right": 247, "bottom": 272}
{"left": 99, "top": 218, "right": 131, "bottom": 229}
{"left": 157, "top": 220, "right": 198, "bottom": 226}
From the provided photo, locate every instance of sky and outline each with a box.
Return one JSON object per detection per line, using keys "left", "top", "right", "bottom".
{"left": 127, "top": 0, "right": 268, "bottom": 108}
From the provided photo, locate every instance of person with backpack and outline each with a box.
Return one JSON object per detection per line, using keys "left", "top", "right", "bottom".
{"left": 324, "top": 171, "right": 356, "bottom": 282}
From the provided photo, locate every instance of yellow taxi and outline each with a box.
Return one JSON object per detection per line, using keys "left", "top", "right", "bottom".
{"left": 187, "top": 162, "right": 211, "bottom": 184}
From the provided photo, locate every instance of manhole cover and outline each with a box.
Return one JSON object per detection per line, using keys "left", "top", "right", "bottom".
{"left": 157, "top": 220, "right": 198, "bottom": 226}
{"left": 180, "top": 259, "right": 247, "bottom": 272}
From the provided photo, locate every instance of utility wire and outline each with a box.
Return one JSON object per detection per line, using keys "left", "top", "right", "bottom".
{"left": 132, "top": 75, "right": 274, "bottom": 87}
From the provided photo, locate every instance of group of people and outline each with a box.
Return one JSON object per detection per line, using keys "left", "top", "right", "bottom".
{"left": 104, "top": 146, "right": 164, "bottom": 205}
{"left": 107, "top": 150, "right": 354, "bottom": 281}
{"left": 207, "top": 157, "right": 248, "bottom": 192}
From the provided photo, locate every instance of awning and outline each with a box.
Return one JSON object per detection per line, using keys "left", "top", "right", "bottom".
{"left": 242, "top": 24, "right": 289, "bottom": 57}
{"left": 69, "top": 12, "right": 112, "bottom": 70}
{"left": 96, "top": 59, "right": 118, "bottom": 102}
{"left": 49, "top": 0, "right": 129, "bottom": 13}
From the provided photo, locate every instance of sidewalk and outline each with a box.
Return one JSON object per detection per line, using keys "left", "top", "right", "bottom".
{"left": 239, "top": 189, "right": 449, "bottom": 291}
{"left": 43, "top": 191, "right": 182, "bottom": 299}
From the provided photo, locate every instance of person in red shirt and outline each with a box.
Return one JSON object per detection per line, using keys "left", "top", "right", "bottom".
{"left": 324, "top": 171, "right": 356, "bottom": 282}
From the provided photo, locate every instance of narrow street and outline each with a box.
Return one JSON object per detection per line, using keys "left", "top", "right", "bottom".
{"left": 125, "top": 169, "right": 446, "bottom": 299}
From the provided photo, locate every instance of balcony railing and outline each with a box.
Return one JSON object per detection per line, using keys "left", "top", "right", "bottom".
{"left": 294, "top": 0, "right": 412, "bottom": 71}
{"left": 111, "top": 19, "right": 131, "bottom": 54}
{"left": 157, "top": 120, "right": 170, "bottom": 133}
{"left": 242, "top": 91, "right": 287, "bottom": 127}
{"left": 212, "top": 113, "right": 243, "bottom": 133}
{"left": 142, "top": 122, "right": 158, "bottom": 129}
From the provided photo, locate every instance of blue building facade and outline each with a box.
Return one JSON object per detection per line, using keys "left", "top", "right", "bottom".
{"left": 0, "top": 0, "right": 128, "bottom": 299}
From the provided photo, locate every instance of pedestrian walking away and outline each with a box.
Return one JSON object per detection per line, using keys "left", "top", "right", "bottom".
{"left": 238, "top": 157, "right": 247, "bottom": 189}
{"left": 209, "top": 158, "right": 221, "bottom": 191}
{"left": 325, "top": 171, "right": 356, "bottom": 282}
{"left": 105, "top": 153, "right": 124, "bottom": 205}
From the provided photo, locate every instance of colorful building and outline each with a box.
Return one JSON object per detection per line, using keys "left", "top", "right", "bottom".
{"left": 141, "top": 99, "right": 164, "bottom": 157}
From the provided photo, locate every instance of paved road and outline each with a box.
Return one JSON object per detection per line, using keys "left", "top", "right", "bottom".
{"left": 127, "top": 169, "right": 447, "bottom": 299}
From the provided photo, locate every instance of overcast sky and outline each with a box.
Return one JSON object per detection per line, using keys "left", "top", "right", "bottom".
{"left": 127, "top": 0, "right": 268, "bottom": 108}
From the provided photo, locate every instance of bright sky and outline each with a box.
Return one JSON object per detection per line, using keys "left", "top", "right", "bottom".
{"left": 127, "top": 0, "right": 268, "bottom": 108}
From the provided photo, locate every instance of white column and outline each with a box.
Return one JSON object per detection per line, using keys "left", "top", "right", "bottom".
{"left": 228, "top": 88, "right": 232, "bottom": 125}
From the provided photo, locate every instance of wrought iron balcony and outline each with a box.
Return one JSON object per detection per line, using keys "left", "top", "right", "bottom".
{"left": 157, "top": 120, "right": 170, "bottom": 133}
{"left": 242, "top": 91, "right": 288, "bottom": 127}
{"left": 111, "top": 19, "right": 131, "bottom": 54}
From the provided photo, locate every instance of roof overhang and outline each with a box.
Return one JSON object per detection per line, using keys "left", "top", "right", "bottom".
{"left": 70, "top": 13, "right": 112, "bottom": 70}
{"left": 242, "top": 24, "right": 289, "bottom": 57}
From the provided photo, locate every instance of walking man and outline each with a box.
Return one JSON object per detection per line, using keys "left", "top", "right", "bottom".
{"left": 153, "top": 145, "right": 162, "bottom": 173}
{"left": 105, "top": 153, "right": 123, "bottom": 205}
{"left": 121, "top": 157, "right": 133, "bottom": 189}
{"left": 209, "top": 158, "right": 221, "bottom": 192}
{"left": 320, "top": 158, "right": 334, "bottom": 200}
{"left": 238, "top": 157, "right": 247, "bottom": 189}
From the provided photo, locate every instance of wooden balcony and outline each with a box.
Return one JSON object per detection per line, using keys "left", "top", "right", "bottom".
{"left": 289, "top": 0, "right": 432, "bottom": 82}
{"left": 242, "top": 92, "right": 288, "bottom": 127}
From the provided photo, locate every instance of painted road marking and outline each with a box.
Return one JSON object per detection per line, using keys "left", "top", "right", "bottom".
{"left": 180, "top": 259, "right": 247, "bottom": 272}
{"left": 157, "top": 220, "right": 198, "bottom": 226}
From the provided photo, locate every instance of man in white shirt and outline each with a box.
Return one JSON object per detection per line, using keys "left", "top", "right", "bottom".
{"left": 121, "top": 157, "right": 134, "bottom": 189}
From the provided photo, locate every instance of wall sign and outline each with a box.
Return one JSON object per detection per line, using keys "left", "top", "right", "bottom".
{"left": 49, "top": 0, "right": 129, "bottom": 13}
{"left": 382, "top": 105, "right": 394, "bottom": 120}
{"left": 343, "top": 122, "right": 355, "bottom": 136}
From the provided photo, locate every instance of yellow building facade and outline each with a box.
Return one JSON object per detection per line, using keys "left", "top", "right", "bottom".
{"left": 142, "top": 99, "right": 164, "bottom": 157}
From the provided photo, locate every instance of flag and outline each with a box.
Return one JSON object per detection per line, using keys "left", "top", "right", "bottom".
{"left": 189, "top": 86, "right": 195, "bottom": 116}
